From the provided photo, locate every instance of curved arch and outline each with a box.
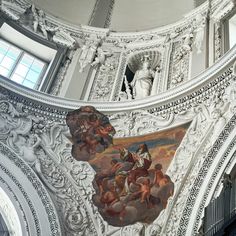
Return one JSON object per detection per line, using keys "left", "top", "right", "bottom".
{"left": 0, "top": 44, "right": 235, "bottom": 113}
{"left": 0, "top": 142, "right": 62, "bottom": 236}
{"left": 176, "top": 114, "right": 236, "bottom": 235}
{"left": 0, "top": 186, "right": 21, "bottom": 236}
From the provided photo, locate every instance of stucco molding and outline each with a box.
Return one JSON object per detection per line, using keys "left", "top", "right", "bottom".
{"left": 0, "top": 141, "right": 62, "bottom": 236}
{"left": 0, "top": 55, "right": 236, "bottom": 236}
{"left": 0, "top": 179, "right": 23, "bottom": 236}
{"left": 179, "top": 115, "right": 236, "bottom": 235}
{"left": 0, "top": 44, "right": 235, "bottom": 113}
{"left": 0, "top": 0, "right": 210, "bottom": 43}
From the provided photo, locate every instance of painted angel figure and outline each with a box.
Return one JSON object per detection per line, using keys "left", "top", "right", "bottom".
{"left": 91, "top": 48, "right": 112, "bottom": 67}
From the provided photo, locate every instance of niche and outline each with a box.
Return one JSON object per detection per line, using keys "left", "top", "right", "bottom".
{"left": 119, "top": 51, "right": 161, "bottom": 101}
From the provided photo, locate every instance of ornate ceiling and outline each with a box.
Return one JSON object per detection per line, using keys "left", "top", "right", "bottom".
{"left": 32, "top": 0, "right": 207, "bottom": 31}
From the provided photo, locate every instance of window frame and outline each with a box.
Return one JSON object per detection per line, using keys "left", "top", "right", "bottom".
{"left": 0, "top": 14, "right": 67, "bottom": 93}
{"left": 222, "top": 9, "right": 236, "bottom": 53}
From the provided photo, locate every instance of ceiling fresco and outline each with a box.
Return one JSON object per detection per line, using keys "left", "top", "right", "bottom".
{"left": 66, "top": 106, "right": 190, "bottom": 227}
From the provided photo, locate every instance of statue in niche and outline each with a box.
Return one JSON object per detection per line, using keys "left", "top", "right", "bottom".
{"left": 130, "top": 56, "right": 155, "bottom": 99}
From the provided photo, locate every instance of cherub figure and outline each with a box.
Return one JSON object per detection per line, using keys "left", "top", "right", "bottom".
{"left": 139, "top": 178, "right": 152, "bottom": 204}
{"left": 16, "top": 134, "right": 42, "bottom": 173}
{"left": 79, "top": 36, "right": 101, "bottom": 72}
{"left": 100, "top": 181, "right": 120, "bottom": 206}
{"left": 19, "top": 134, "right": 41, "bottom": 163}
{"left": 153, "top": 163, "right": 164, "bottom": 186}
{"left": 31, "top": 4, "right": 48, "bottom": 38}
{"left": 131, "top": 178, "right": 153, "bottom": 206}
{"left": 91, "top": 48, "right": 112, "bottom": 67}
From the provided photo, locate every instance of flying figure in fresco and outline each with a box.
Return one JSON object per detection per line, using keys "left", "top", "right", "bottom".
{"left": 92, "top": 141, "right": 175, "bottom": 226}
{"left": 66, "top": 105, "right": 184, "bottom": 227}
{"left": 66, "top": 106, "right": 115, "bottom": 161}
{"left": 130, "top": 178, "right": 153, "bottom": 206}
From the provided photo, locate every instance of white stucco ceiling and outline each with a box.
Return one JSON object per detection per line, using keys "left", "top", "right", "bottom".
{"left": 32, "top": 0, "right": 206, "bottom": 31}
{"left": 111, "top": 0, "right": 197, "bottom": 31}
{"left": 32, "top": 0, "right": 97, "bottom": 25}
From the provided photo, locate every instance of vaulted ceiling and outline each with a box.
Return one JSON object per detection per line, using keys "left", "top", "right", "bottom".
{"left": 32, "top": 0, "right": 207, "bottom": 31}
{"left": 33, "top": 0, "right": 97, "bottom": 25}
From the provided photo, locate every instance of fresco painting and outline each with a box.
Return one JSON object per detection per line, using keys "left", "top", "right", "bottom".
{"left": 66, "top": 106, "right": 115, "bottom": 161}
{"left": 66, "top": 106, "right": 190, "bottom": 227}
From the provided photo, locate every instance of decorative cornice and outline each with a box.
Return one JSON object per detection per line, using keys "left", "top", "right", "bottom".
{"left": 1, "top": 0, "right": 210, "bottom": 41}
{"left": 0, "top": 44, "right": 235, "bottom": 115}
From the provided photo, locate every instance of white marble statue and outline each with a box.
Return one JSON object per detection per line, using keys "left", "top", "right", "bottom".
{"left": 91, "top": 48, "right": 112, "bottom": 67}
{"left": 130, "top": 56, "right": 155, "bottom": 99}
{"left": 31, "top": 4, "right": 48, "bottom": 39}
{"left": 194, "top": 15, "right": 206, "bottom": 54}
{"left": 79, "top": 36, "right": 101, "bottom": 72}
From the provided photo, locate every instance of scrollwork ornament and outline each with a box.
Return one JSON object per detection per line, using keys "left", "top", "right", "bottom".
{"left": 109, "top": 109, "right": 192, "bottom": 138}
{"left": 64, "top": 206, "right": 87, "bottom": 233}
{"left": 70, "top": 162, "right": 95, "bottom": 188}
{"left": 0, "top": 97, "right": 102, "bottom": 236}
{"left": 89, "top": 53, "right": 120, "bottom": 101}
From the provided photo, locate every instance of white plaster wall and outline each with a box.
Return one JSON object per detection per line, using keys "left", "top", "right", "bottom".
{"left": 60, "top": 49, "right": 89, "bottom": 100}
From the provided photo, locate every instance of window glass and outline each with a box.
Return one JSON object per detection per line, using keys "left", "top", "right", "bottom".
{"left": 11, "top": 74, "right": 24, "bottom": 84}
{"left": 14, "top": 64, "right": 29, "bottom": 77}
{"left": 1, "top": 57, "right": 15, "bottom": 70}
{"left": 7, "top": 47, "right": 21, "bottom": 60}
{"left": 21, "top": 54, "right": 34, "bottom": 66}
{"left": 0, "top": 66, "right": 9, "bottom": 77}
{"left": 22, "top": 80, "right": 35, "bottom": 89}
{"left": 0, "top": 40, "right": 9, "bottom": 55}
{"left": 0, "top": 39, "right": 47, "bottom": 89}
{"left": 26, "top": 70, "right": 40, "bottom": 83}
